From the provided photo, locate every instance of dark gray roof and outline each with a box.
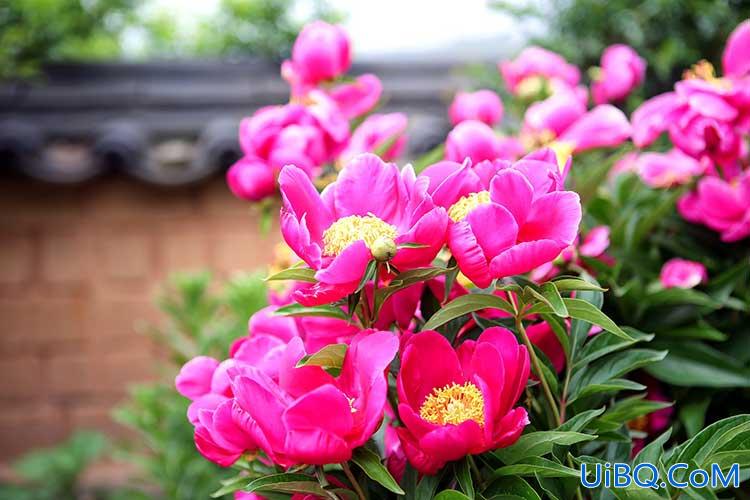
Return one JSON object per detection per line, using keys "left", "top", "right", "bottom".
{"left": 0, "top": 59, "right": 464, "bottom": 186}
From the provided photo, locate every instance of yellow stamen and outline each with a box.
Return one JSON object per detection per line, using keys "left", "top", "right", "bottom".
{"left": 548, "top": 140, "right": 575, "bottom": 172}
{"left": 447, "top": 191, "right": 491, "bottom": 222}
{"left": 322, "top": 215, "right": 397, "bottom": 257}
{"left": 516, "top": 76, "right": 547, "bottom": 99}
{"left": 419, "top": 382, "right": 485, "bottom": 426}
{"left": 348, "top": 396, "right": 358, "bottom": 414}
{"left": 683, "top": 60, "right": 732, "bottom": 90}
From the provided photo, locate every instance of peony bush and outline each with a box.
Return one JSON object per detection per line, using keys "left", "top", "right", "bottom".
{"left": 177, "top": 20, "right": 750, "bottom": 499}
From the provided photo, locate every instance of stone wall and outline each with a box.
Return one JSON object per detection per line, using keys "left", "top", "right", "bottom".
{"left": 0, "top": 174, "right": 280, "bottom": 462}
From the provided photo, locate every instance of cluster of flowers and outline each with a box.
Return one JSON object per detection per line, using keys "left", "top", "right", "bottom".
{"left": 177, "top": 18, "right": 750, "bottom": 499}
{"left": 625, "top": 20, "right": 750, "bottom": 243}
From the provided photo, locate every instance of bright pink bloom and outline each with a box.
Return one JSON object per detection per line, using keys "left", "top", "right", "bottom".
{"left": 630, "top": 92, "right": 683, "bottom": 147}
{"left": 637, "top": 149, "right": 706, "bottom": 188}
{"left": 285, "top": 21, "right": 351, "bottom": 86}
{"left": 175, "top": 356, "right": 220, "bottom": 400}
{"left": 449, "top": 90, "right": 504, "bottom": 126}
{"left": 500, "top": 46, "right": 580, "bottom": 97}
{"left": 327, "top": 74, "right": 383, "bottom": 119}
{"left": 425, "top": 150, "right": 581, "bottom": 288}
{"left": 677, "top": 171, "right": 750, "bottom": 242}
{"left": 557, "top": 105, "right": 632, "bottom": 153}
{"left": 659, "top": 258, "right": 708, "bottom": 289}
{"left": 279, "top": 154, "right": 448, "bottom": 305}
{"left": 523, "top": 95, "right": 586, "bottom": 138}
{"left": 340, "top": 113, "right": 408, "bottom": 163}
{"left": 723, "top": 20, "right": 750, "bottom": 78}
{"left": 592, "top": 44, "right": 646, "bottom": 104}
{"left": 226, "top": 157, "right": 277, "bottom": 202}
{"left": 232, "top": 330, "right": 398, "bottom": 466}
{"left": 531, "top": 225, "right": 611, "bottom": 282}
{"left": 396, "top": 329, "right": 530, "bottom": 475}
{"left": 445, "top": 120, "right": 503, "bottom": 163}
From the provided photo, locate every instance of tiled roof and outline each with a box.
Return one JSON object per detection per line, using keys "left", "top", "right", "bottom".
{"left": 0, "top": 60, "right": 462, "bottom": 186}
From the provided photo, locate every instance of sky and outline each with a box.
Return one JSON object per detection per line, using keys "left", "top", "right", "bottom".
{"left": 132, "top": 0, "right": 542, "bottom": 60}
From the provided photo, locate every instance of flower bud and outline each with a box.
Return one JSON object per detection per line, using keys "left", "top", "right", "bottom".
{"left": 372, "top": 236, "right": 397, "bottom": 262}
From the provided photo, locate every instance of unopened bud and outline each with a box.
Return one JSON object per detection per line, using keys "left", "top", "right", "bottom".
{"left": 372, "top": 237, "right": 397, "bottom": 262}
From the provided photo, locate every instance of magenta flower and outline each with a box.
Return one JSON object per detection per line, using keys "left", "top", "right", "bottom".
{"left": 425, "top": 150, "right": 582, "bottom": 288}
{"left": 232, "top": 330, "right": 398, "bottom": 466}
{"left": 176, "top": 356, "right": 220, "bottom": 400}
{"left": 592, "top": 44, "right": 646, "bottom": 104}
{"left": 531, "top": 225, "right": 611, "bottom": 282}
{"left": 678, "top": 171, "right": 750, "bottom": 242}
{"left": 445, "top": 120, "right": 505, "bottom": 163}
{"left": 340, "top": 113, "right": 408, "bottom": 163}
{"left": 327, "top": 74, "right": 383, "bottom": 119}
{"left": 659, "top": 258, "right": 708, "bottom": 289}
{"left": 636, "top": 149, "right": 707, "bottom": 188}
{"left": 226, "top": 157, "right": 278, "bottom": 202}
{"left": 396, "top": 329, "right": 530, "bottom": 475}
{"left": 279, "top": 154, "right": 448, "bottom": 305}
{"left": 500, "top": 46, "right": 580, "bottom": 97}
{"left": 449, "top": 90, "right": 504, "bottom": 126}
{"left": 523, "top": 98, "right": 631, "bottom": 155}
{"left": 723, "top": 20, "right": 750, "bottom": 79}
{"left": 284, "top": 21, "right": 351, "bottom": 87}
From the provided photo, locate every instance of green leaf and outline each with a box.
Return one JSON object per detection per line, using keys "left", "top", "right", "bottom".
{"left": 679, "top": 397, "right": 711, "bottom": 438}
{"left": 356, "top": 259, "right": 378, "bottom": 293}
{"left": 296, "top": 344, "right": 347, "bottom": 375}
{"left": 228, "top": 473, "right": 333, "bottom": 498}
{"left": 274, "top": 303, "right": 349, "bottom": 321}
{"left": 657, "top": 323, "right": 728, "bottom": 342}
{"left": 562, "top": 298, "right": 632, "bottom": 341}
{"left": 413, "top": 143, "right": 446, "bottom": 173}
{"left": 551, "top": 277, "right": 607, "bottom": 292}
{"left": 634, "top": 428, "right": 672, "bottom": 467}
{"left": 525, "top": 283, "right": 568, "bottom": 317}
{"left": 540, "top": 314, "right": 571, "bottom": 361}
{"left": 668, "top": 415, "right": 750, "bottom": 468}
{"left": 644, "top": 288, "right": 720, "bottom": 309}
{"left": 374, "top": 266, "right": 454, "bottom": 315}
{"left": 571, "top": 379, "right": 646, "bottom": 401}
{"left": 491, "top": 457, "right": 580, "bottom": 479}
{"left": 568, "top": 286, "right": 603, "bottom": 357}
{"left": 434, "top": 491, "right": 471, "bottom": 500}
{"left": 574, "top": 328, "right": 653, "bottom": 368}
{"left": 494, "top": 432, "right": 596, "bottom": 464}
{"left": 569, "top": 349, "right": 666, "bottom": 401}
{"left": 398, "top": 242, "right": 430, "bottom": 249}
{"left": 646, "top": 341, "right": 750, "bottom": 388}
{"left": 423, "top": 293, "right": 515, "bottom": 331}
{"left": 415, "top": 469, "right": 443, "bottom": 500}
{"left": 556, "top": 407, "right": 605, "bottom": 433}
{"left": 265, "top": 266, "right": 317, "bottom": 283}
{"left": 594, "top": 396, "right": 673, "bottom": 430}
{"left": 456, "top": 458, "right": 475, "bottom": 499}
{"left": 482, "top": 476, "right": 541, "bottom": 500}
{"left": 350, "top": 447, "right": 405, "bottom": 495}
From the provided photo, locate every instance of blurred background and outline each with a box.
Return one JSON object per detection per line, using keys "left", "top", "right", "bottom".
{"left": 1, "top": 0, "right": 749, "bottom": 498}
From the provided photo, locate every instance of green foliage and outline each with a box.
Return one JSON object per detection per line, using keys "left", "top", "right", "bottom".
{"left": 0, "top": 0, "right": 139, "bottom": 78}
{"left": 492, "top": 0, "right": 750, "bottom": 94}
{"left": 113, "top": 271, "right": 267, "bottom": 499}
{"left": 0, "top": 431, "right": 108, "bottom": 500}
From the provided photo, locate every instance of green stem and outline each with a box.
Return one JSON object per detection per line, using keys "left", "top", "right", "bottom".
{"left": 514, "top": 315, "right": 562, "bottom": 427}
{"left": 341, "top": 461, "right": 366, "bottom": 500}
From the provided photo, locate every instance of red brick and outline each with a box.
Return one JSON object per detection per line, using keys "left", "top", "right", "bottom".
{"left": 161, "top": 233, "right": 210, "bottom": 273}
{"left": 0, "top": 180, "right": 83, "bottom": 223}
{"left": 40, "top": 233, "right": 86, "bottom": 284}
{"left": 44, "top": 354, "right": 91, "bottom": 396}
{"left": 0, "top": 402, "right": 68, "bottom": 461}
{"left": 198, "top": 177, "right": 248, "bottom": 215}
{"left": 0, "top": 356, "right": 43, "bottom": 399}
{"left": 84, "top": 178, "right": 194, "bottom": 219}
{"left": 96, "top": 232, "right": 153, "bottom": 281}
{"left": 0, "top": 300, "right": 86, "bottom": 356}
{"left": 0, "top": 233, "right": 34, "bottom": 285}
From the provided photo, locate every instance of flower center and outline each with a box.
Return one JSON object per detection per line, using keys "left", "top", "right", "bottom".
{"left": 447, "top": 191, "right": 491, "bottom": 222}
{"left": 322, "top": 215, "right": 397, "bottom": 257}
{"left": 683, "top": 60, "right": 732, "bottom": 90}
{"left": 419, "top": 382, "right": 485, "bottom": 426}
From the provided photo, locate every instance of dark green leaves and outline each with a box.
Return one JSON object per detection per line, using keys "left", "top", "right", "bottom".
{"left": 274, "top": 303, "right": 350, "bottom": 321}
{"left": 296, "top": 344, "right": 347, "bottom": 375}
{"left": 350, "top": 447, "right": 404, "bottom": 495}
{"left": 494, "top": 431, "right": 596, "bottom": 464}
{"left": 422, "top": 293, "right": 515, "bottom": 331}
{"left": 265, "top": 266, "right": 317, "bottom": 283}
{"left": 646, "top": 340, "right": 750, "bottom": 388}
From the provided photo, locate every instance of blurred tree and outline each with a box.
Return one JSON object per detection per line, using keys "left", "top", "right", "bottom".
{"left": 1, "top": 0, "right": 340, "bottom": 79}
{"left": 0, "top": 0, "right": 139, "bottom": 79}
{"left": 492, "top": 0, "right": 750, "bottom": 95}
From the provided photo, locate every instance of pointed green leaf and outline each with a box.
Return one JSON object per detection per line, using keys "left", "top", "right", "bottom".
{"left": 423, "top": 293, "right": 515, "bottom": 331}
{"left": 350, "top": 447, "right": 405, "bottom": 495}
{"left": 266, "top": 267, "right": 317, "bottom": 283}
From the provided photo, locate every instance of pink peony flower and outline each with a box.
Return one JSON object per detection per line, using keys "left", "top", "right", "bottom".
{"left": 677, "top": 171, "right": 750, "bottom": 242}
{"left": 284, "top": 21, "right": 351, "bottom": 87}
{"left": 175, "top": 356, "right": 220, "bottom": 401}
{"left": 396, "top": 328, "right": 530, "bottom": 475}
{"left": 723, "top": 20, "right": 750, "bottom": 79}
{"left": 500, "top": 46, "right": 580, "bottom": 98}
{"left": 592, "top": 44, "right": 646, "bottom": 104}
{"left": 526, "top": 321, "right": 565, "bottom": 373}
{"left": 449, "top": 90, "right": 504, "bottom": 126}
{"left": 659, "top": 258, "right": 708, "bottom": 289}
{"left": 425, "top": 150, "right": 582, "bottom": 288}
{"left": 340, "top": 112, "right": 408, "bottom": 163}
{"left": 226, "top": 157, "right": 277, "bottom": 202}
{"left": 445, "top": 120, "right": 504, "bottom": 164}
{"left": 232, "top": 330, "right": 398, "bottom": 466}
{"left": 279, "top": 153, "right": 448, "bottom": 305}
{"left": 327, "top": 74, "right": 383, "bottom": 119}
{"left": 636, "top": 149, "right": 707, "bottom": 188}
{"left": 523, "top": 95, "right": 586, "bottom": 139}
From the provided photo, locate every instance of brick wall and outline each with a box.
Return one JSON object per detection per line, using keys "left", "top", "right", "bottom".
{"left": 0, "top": 175, "right": 280, "bottom": 462}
